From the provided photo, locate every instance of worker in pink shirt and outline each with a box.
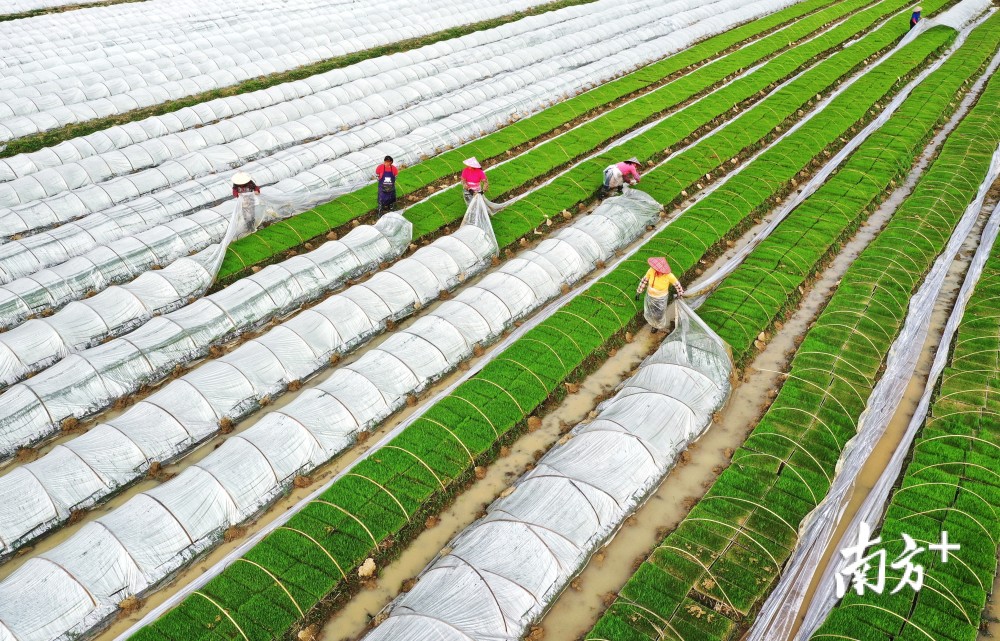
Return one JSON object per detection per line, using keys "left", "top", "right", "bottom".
{"left": 601, "top": 157, "right": 641, "bottom": 197}
{"left": 462, "top": 157, "right": 489, "bottom": 204}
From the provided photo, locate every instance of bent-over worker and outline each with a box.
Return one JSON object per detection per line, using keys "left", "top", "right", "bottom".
{"left": 635, "top": 256, "right": 684, "bottom": 333}
{"left": 462, "top": 157, "right": 489, "bottom": 204}
{"left": 602, "top": 157, "right": 641, "bottom": 197}
{"left": 376, "top": 156, "right": 399, "bottom": 213}
{"left": 910, "top": 5, "right": 921, "bottom": 29}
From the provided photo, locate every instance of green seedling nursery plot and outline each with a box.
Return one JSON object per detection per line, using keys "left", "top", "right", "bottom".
{"left": 129, "top": 19, "right": 956, "bottom": 641}
{"left": 587, "top": 14, "right": 1000, "bottom": 641}
{"left": 810, "top": 69, "right": 1000, "bottom": 641}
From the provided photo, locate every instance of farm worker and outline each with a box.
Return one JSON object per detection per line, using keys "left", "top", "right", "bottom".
{"left": 909, "top": 6, "right": 921, "bottom": 29}
{"left": 602, "top": 157, "right": 641, "bottom": 197}
{"left": 462, "top": 157, "right": 489, "bottom": 204}
{"left": 635, "top": 256, "right": 685, "bottom": 333}
{"left": 376, "top": 155, "right": 399, "bottom": 213}
{"left": 231, "top": 171, "right": 261, "bottom": 232}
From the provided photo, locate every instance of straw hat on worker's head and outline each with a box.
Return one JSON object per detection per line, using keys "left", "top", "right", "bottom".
{"left": 625, "top": 157, "right": 641, "bottom": 166}
{"left": 464, "top": 157, "right": 481, "bottom": 169}
{"left": 232, "top": 171, "right": 252, "bottom": 185}
{"left": 648, "top": 257, "right": 671, "bottom": 273}
{"left": 914, "top": 5, "right": 922, "bottom": 9}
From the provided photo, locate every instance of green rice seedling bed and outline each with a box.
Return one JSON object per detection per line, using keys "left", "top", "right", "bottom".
{"left": 129, "top": 22, "right": 950, "bottom": 641}
{"left": 215, "top": 0, "right": 861, "bottom": 285}
{"left": 810, "top": 73, "right": 1000, "bottom": 641}
{"left": 0, "top": 0, "right": 146, "bottom": 22}
{"left": 585, "top": 16, "right": 1000, "bottom": 641}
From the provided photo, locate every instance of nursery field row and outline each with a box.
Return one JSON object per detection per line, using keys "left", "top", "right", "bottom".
{"left": 0, "top": 0, "right": 896, "bottom": 474}
{"left": 395, "top": 0, "right": 900, "bottom": 239}
{"left": 124, "top": 20, "right": 952, "bottom": 641}
{"left": 216, "top": 0, "right": 854, "bottom": 285}
{"left": 584, "top": 14, "right": 1000, "bottom": 641}
{"left": 809, "top": 97, "right": 1000, "bottom": 641}
{"left": 358, "top": 12, "right": 993, "bottom": 641}
{"left": 458, "top": 0, "right": 938, "bottom": 250}
{"left": 807, "top": 188, "right": 1000, "bottom": 641}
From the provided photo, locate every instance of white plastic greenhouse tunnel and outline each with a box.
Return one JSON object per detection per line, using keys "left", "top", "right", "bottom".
{"left": 0, "top": 0, "right": 564, "bottom": 141}
{"left": 361, "top": 302, "right": 732, "bottom": 641}
{"left": 0, "top": 197, "right": 493, "bottom": 558}
{"left": 0, "top": 199, "right": 412, "bottom": 461}
{"left": 0, "top": 191, "right": 665, "bottom": 641}
{"left": 0, "top": 0, "right": 675, "bottom": 235}
{"left": 0, "top": 0, "right": 676, "bottom": 212}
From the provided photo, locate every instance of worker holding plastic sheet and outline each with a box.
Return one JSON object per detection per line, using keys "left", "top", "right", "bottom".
{"left": 232, "top": 171, "right": 261, "bottom": 232}
{"left": 601, "top": 157, "right": 641, "bottom": 196}
{"left": 910, "top": 5, "right": 921, "bottom": 28}
{"left": 376, "top": 155, "right": 399, "bottom": 214}
{"left": 636, "top": 256, "right": 685, "bottom": 333}
{"left": 462, "top": 157, "right": 489, "bottom": 204}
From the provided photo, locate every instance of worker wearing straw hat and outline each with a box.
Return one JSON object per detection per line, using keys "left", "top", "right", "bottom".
{"left": 232, "top": 171, "right": 261, "bottom": 232}
{"left": 231, "top": 171, "right": 260, "bottom": 197}
{"left": 601, "top": 157, "right": 641, "bottom": 197}
{"left": 635, "top": 256, "right": 685, "bottom": 333}
{"left": 910, "top": 5, "right": 921, "bottom": 29}
{"left": 462, "top": 157, "right": 489, "bottom": 204}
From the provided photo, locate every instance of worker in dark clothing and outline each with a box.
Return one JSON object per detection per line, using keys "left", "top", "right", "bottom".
{"left": 910, "top": 6, "right": 921, "bottom": 29}
{"left": 376, "top": 156, "right": 399, "bottom": 214}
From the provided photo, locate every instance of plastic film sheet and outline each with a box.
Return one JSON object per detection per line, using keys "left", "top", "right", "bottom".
{"left": 0, "top": 192, "right": 310, "bottom": 386}
{"left": 0, "top": 190, "right": 659, "bottom": 641}
{"left": 362, "top": 302, "right": 732, "bottom": 641}
{"left": 0, "top": 208, "right": 412, "bottom": 461}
